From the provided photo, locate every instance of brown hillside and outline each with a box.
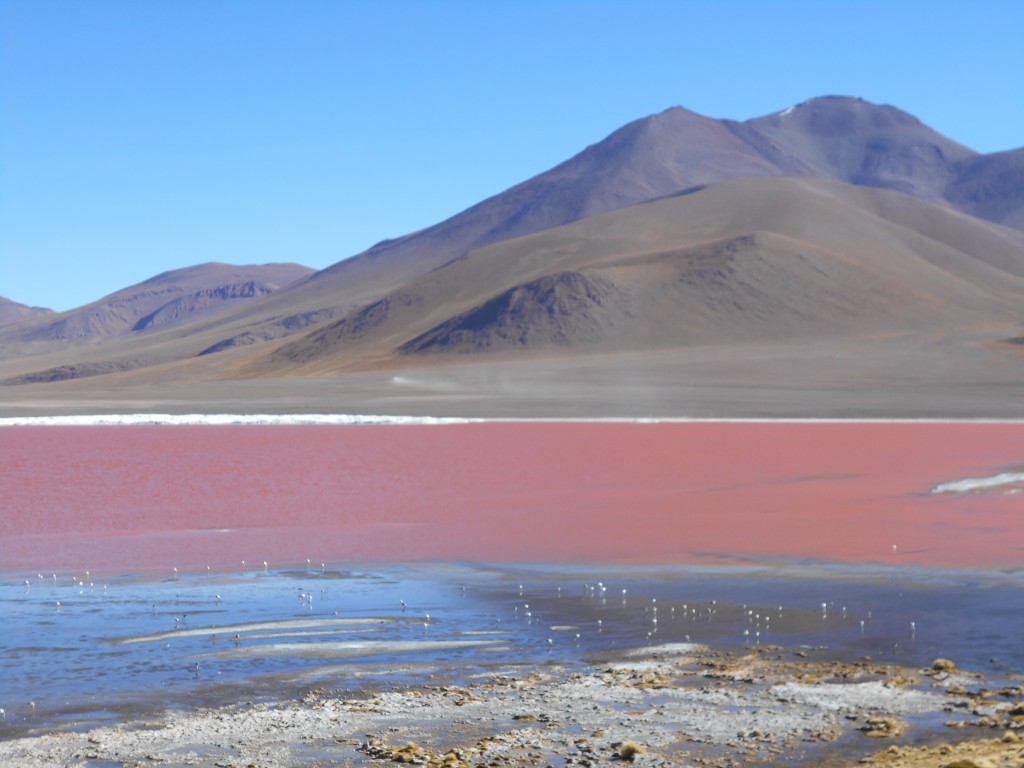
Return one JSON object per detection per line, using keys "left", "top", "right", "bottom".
{"left": 3, "top": 262, "right": 313, "bottom": 348}
{"left": 45, "top": 95, "right": 1015, "bottom": 367}
{"left": 262, "top": 177, "right": 1024, "bottom": 374}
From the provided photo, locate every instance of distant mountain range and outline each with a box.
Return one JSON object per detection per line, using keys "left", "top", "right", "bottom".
{"left": 2, "top": 96, "right": 1022, "bottom": 417}
{"left": 2, "top": 262, "right": 313, "bottom": 340}
{"left": 0, "top": 297, "right": 54, "bottom": 327}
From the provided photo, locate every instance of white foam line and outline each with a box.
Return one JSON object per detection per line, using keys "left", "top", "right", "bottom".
{"left": 111, "top": 617, "right": 397, "bottom": 645}
{"left": 931, "top": 472, "right": 1024, "bottom": 494}
{"left": 2, "top": 414, "right": 1023, "bottom": 426}
{"left": 195, "top": 638, "right": 502, "bottom": 660}
{"left": 227, "top": 627, "right": 386, "bottom": 642}
{"left": 0, "top": 414, "right": 478, "bottom": 427}
{"left": 623, "top": 642, "right": 707, "bottom": 657}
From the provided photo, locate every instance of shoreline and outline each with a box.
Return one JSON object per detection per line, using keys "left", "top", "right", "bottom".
{"left": 3, "top": 562, "right": 1022, "bottom": 754}
{"left": 8, "top": 555, "right": 1024, "bottom": 587}
{"left": 2, "top": 632, "right": 1021, "bottom": 767}
{"left": 4, "top": 413, "right": 1024, "bottom": 426}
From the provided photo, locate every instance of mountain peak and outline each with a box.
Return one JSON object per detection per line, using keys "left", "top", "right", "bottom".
{"left": 756, "top": 95, "right": 927, "bottom": 130}
{"left": 741, "top": 95, "right": 977, "bottom": 200}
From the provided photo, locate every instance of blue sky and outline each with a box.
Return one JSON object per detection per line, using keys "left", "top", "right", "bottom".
{"left": 3, "top": 1, "right": 1022, "bottom": 312}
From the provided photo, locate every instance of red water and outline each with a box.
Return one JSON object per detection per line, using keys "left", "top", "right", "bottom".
{"left": 1, "top": 422, "right": 1021, "bottom": 574}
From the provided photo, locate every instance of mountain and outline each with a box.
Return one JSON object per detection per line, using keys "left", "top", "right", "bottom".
{"left": 740, "top": 97, "right": 974, "bottom": 201}
{"left": 4, "top": 262, "right": 313, "bottom": 347}
{"left": 17, "top": 94, "right": 1004, "bottom": 362}
{"left": 945, "top": 147, "right": 1024, "bottom": 230}
{"left": 1, "top": 96, "right": 1022, "bottom": 417}
{"left": 261, "top": 177, "right": 1024, "bottom": 372}
{"left": 5, "top": 96, "right": 1019, "bottom": 355}
{"left": 0, "top": 297, "right": 54, "bottom": 328}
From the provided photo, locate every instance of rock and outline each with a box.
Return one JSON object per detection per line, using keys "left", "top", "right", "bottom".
{"left": 863, "top": 717, "right": 904, "bottom": 738}
{"left": 932, "top": 658, "right": 957, "bottom": 672}
{"left": 616, "top": 741, "right": 647, "bottom": 761}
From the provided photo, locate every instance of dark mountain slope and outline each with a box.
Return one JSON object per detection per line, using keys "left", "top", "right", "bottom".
{"left": 742, "top": 96, "right": 975, "bottom": 202}
{"left": 945, "top": 147, "right": 1024, "bottom": 230}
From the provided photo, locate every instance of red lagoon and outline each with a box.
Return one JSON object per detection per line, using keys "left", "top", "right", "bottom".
{"left": 1, "top": 422, "right": 1021, "bottom": 574}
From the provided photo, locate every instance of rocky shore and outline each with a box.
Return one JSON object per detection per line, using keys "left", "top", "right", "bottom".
{"left": 3, "top": 643, "right": 1022, "bottom": 768}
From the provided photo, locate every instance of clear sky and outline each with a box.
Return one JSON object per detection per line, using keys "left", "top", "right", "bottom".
{"left": 2, "top": 0, "right": 1022, "bottom": 312}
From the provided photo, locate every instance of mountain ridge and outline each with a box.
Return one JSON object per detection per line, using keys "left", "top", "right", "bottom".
{"left": 259, "top": 176, "right": 1024, "bottom": 375}
{"left": 0, "top": 297, "right": 55, "bottom": 329}
{"left": 2, "top": 96, "right": 1022, "bottom": 416}
{"left": 133, "top": 96, "right": 1024, "bottom": 361}
{"left": 7, "top": 96, "right": 1019, "bottom": 339}
{"left": 2, "top": 262, "right": 313, "bottom": 348}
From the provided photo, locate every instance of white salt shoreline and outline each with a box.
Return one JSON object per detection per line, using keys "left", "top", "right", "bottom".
{"left": 2, "top": 413, "right": 1023, "bottom": 426}
{"left": 2, "top": 643, "right": 1021, "bottom": 768}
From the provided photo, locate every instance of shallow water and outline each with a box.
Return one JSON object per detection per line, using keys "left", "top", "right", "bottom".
{"left": 2, "top": 561, "right": 1022, "bottom": 739}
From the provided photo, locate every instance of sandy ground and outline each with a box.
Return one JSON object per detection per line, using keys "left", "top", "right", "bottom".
{"left": 3, "top": 335, "right": 1024, "bottom": 419}
{"left": 2, "top": 645, "right": 1021, "bottom": 768}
